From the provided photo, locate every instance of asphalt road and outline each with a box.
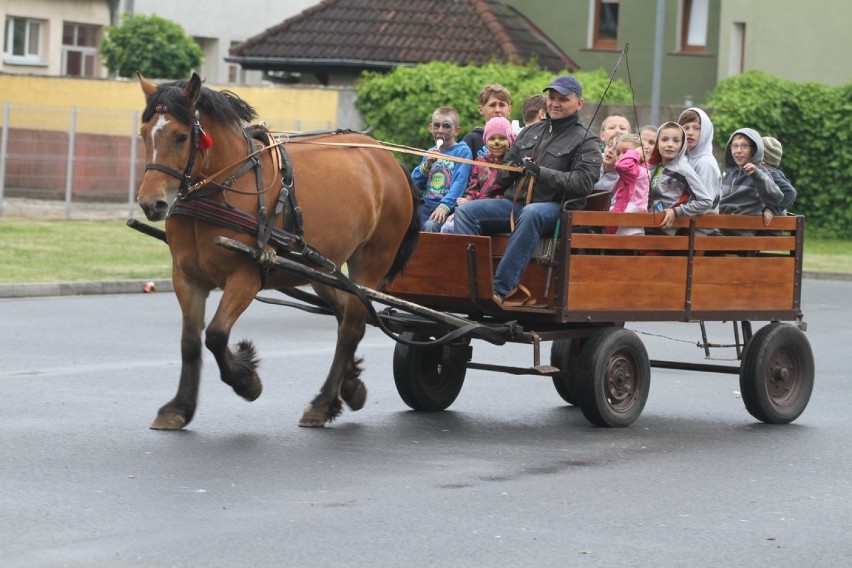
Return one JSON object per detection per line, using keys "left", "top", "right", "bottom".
{"left": 1, "top": 280, "right": 850, "bottom": 567}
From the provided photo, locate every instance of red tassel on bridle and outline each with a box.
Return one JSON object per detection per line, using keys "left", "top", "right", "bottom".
{"left": 199, "top": 129, "right": 213, "bottom": 150}
{"left": 194, "top": 109, "right": 213, "bottom": 151}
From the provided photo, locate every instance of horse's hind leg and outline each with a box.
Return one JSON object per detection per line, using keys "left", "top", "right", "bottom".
{"left": 299, "top": 289, "right": 367, "bottom": 427}
{"left": 205, "top": 274, "right": 263, "bottom": 402}
{"left": 151, "top": 284, "right": 208, "bottom": 430}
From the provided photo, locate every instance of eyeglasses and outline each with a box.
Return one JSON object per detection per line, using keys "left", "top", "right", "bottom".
{"left": 730, "top": 143, "right": 753, "bottom": 150}
{"left": 431, "top": 121, "right": 454, "bottom": 130}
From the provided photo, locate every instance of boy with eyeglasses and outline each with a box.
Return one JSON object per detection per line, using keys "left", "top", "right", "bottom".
{"left": 718, "top": 128, "right": 784, "bottom": 236}
{"left": 411, "top": 107, "right": 473, "bottom": 232}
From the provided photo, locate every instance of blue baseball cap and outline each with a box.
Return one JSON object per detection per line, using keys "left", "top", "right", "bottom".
{"left": 544, "top": 75, "right": 583, "bottom": 97}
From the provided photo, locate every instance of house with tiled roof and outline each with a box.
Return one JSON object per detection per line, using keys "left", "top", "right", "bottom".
{"left": 226, "top": 0, "right": 578, "bottom": 86}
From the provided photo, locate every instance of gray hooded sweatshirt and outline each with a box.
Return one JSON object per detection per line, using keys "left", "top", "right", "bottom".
{"left": 720, "top": 128, "right": 784, "bottom": 220}
{"left": 648, "top": 122, "right": 713, "bottom": 219}
{"left": 679, "top": 107, "right": 721, "bottom": 213}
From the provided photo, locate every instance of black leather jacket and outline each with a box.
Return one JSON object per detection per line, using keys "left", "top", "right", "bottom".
{"left": 498, "top": 114, "right": 602, "bottom": 209}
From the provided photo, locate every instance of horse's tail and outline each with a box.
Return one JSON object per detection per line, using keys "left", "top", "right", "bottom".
{"left": 381, "top": 162, "right": 421, "bottom": 287}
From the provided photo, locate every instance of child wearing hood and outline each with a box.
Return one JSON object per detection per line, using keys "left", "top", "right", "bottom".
{"left": 678, "top": 108, "right": 721, "bottom": 213}
{"left": 647, "top": 122, "right": 714, "bottom": 234}
{"left": 441, "top": 116, "right": 515, "bottom": 234}
{"left": 718, "top": 128, "right": 784, "bottom": 236}
{"left": 607, "top": 133, "right": 649, "bottom": 235}
{"left": 760, "top": 136, "right": 797, "bottom": 225}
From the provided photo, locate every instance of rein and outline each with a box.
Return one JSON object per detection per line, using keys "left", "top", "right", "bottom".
{"left": 181, "top": 133, "right": 524, "bottom": 196}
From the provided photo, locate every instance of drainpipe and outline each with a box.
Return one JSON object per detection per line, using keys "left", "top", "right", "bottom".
{"left": 650, "top": 0, "right": 665, "bottom": 126}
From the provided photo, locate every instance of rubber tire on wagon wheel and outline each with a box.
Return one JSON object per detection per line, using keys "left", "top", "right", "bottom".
{"left": 739, "top": 322, "right": 814, "bottom": 424}
{"left": 576, "top": 327, "right": 651, "bottom": 427}
{"left": 551, "top": 339, "right": 582, "bottom": 406}
{"left": 393, "top": 331, "right": 467, "bottom": 411}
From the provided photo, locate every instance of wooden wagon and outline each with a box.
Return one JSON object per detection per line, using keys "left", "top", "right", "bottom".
{"left": 378, "top": 210, "right": 812, "bottom": 427}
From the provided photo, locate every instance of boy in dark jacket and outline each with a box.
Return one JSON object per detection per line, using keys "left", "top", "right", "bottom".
{"left": 760, "top": 136, "right": 797, "bottom": 225}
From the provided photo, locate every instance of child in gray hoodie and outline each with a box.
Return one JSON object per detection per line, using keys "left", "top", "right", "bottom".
{"left": 678, "top": 108, "right": 721, "bottom": 213}
{"left": 719, "top": 128, "right": 784, "bottom": 235}
{"left": 647, "top": 122, "right": 713, "bottom": 235}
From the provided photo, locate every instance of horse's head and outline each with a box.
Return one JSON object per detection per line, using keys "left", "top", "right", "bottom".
{"left": 136, "top": 72, "right": 206, "bottom": 221}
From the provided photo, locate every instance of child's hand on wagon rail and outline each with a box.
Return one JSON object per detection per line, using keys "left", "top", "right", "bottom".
{"left": 660, "top": 207, "right": 677, "bottom": 229}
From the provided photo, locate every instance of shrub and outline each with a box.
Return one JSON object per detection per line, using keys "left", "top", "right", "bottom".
{"left": 708, "top": 72, "right": 852, "bottom": 238}
{"left": 356, "top": 61, "right": 632, "bottom": 168}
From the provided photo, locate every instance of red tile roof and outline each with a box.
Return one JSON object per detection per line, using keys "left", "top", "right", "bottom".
{"left": 229, "top": 0, "right": 578, "bottom": 76}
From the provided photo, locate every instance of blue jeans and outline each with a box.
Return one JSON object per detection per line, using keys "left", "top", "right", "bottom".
{"left": 454, "top": 199, "right": 560, "bottom": 295}
{"left": 419, "top": 200, "right": 445, "bottom": 233}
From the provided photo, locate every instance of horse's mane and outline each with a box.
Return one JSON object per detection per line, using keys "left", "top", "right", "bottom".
{"left": 141, "top": 80, "right": 258, "bottom": 127}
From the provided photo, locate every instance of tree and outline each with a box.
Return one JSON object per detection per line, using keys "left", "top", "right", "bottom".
{"left": 100, "top": 14, "right": 204, "bottom": 80}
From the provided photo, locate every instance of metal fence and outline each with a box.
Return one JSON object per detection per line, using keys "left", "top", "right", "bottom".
{"left": 0, "top": 102, "right": 332, "bottom": 220}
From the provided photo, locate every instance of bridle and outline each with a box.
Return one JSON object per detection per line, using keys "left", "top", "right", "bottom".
{"left": 144, "top": 104, "right": 204, "bottom": 196}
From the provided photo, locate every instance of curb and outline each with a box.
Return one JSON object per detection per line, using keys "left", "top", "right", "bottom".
{"left": 802, "top": 271, "right": 852, "bottom": 282}
{"left": 0, "top": 279, "right": 174, "bottom": 299}
{"left": 1, "top": 272, "right": 850, "bottom": 299}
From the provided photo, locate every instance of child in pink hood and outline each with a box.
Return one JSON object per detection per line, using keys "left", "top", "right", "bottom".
{"left": 607, "top": 133, "right": 650, "bottom": 235}
{"left": 442, "top": 116, "right": 515, "bottom": 233}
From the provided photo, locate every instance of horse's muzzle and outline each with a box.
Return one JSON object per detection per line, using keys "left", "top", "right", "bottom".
{"left": 140, "top": 199, "right": 170, "bottom": 221}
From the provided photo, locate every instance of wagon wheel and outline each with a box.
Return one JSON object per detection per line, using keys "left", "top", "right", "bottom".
{"left": 550, "top": 339, "right": 582, "bottom": 406}
{"left": 577, "top": 327, "right": 650, "bottom": 427}
{"left": 739, "top": 322, "right": 814, "bottom": 424}
{"left": 393, "top": 331, "right": 467, "bottom": 411}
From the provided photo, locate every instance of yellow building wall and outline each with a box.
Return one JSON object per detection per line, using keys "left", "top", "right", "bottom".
{"left": 0, "top": 75, "right": 340, "bottom": 134}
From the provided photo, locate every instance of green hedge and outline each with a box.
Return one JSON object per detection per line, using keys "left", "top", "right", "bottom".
{"left": 707, "top": 71, "right": 852, "bottom": 238}
{"left": 356, "top": 61, "right": 632, "bottom": 168}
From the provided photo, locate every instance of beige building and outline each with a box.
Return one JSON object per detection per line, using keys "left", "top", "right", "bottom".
{"left": 716, "top": 0, "right": 851, "bottom": 86}
{"left": 1, "top": 0, "right": 113, "bottom": 78}
{"left": 1, "top": 0, "right": 315, "bottom": 84}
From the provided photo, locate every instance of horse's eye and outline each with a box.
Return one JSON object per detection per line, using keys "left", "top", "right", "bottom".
{"left": 175, "top": 133, "right": 189, "bottom": 145}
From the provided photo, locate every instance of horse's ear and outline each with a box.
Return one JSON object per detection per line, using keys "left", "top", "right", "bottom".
{"left": 138, "top": 72, "right": 158, "bottom": 97}
{"left": 183, "top": 73, "right": 203, "bottom": 107}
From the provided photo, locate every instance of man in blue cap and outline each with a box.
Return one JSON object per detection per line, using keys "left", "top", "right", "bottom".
{"left": 454, "top": 75, "right": 602, "bottom": 306}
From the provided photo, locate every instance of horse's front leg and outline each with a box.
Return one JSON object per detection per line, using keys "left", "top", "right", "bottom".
{"left": 205, "top": 272, "right": 263, "bottom": 402}
{"left": 151, "top": 282, "right": 208, "bottom": 430}
{"left": 300, "top": 292, "right": 367, "bottom": 427}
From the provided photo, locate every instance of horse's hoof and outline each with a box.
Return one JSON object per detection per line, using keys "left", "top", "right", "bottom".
{"left": 298, "top": 398, "right": 343, "bottom": 427}
{"left": 235, "top": 378, "right": 263, "bottom": 402}
{"left": 298, "top": 404, "right": 327, "bottom": 428}
{"left": 341, "top": 380, "right": 367, "bottom": 411}
{"left": 150, "top": 412, "right": 187, "bottom": 430}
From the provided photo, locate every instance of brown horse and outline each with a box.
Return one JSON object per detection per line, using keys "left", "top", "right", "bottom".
{"left": 136, "top": 73, "right": 419, "bottom": 429}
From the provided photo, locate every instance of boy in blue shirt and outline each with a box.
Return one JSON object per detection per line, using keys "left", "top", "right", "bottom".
{"left": 411, "top": 107, "right": 473, "bottom": 232}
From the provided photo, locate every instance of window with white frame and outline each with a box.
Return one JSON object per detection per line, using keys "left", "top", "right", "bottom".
{"left": 680, "top": 0, "right": 709, "bottom": 53}
{"left": 62, "top": 22, "right": 100, "bottom": 77}
{"left": 4, "top": 16, "right": 44, "bottom": 63}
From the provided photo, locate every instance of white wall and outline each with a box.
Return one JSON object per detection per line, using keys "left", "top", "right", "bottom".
{"left": 125, "top": 0, "right": 320, "bottom": 85}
